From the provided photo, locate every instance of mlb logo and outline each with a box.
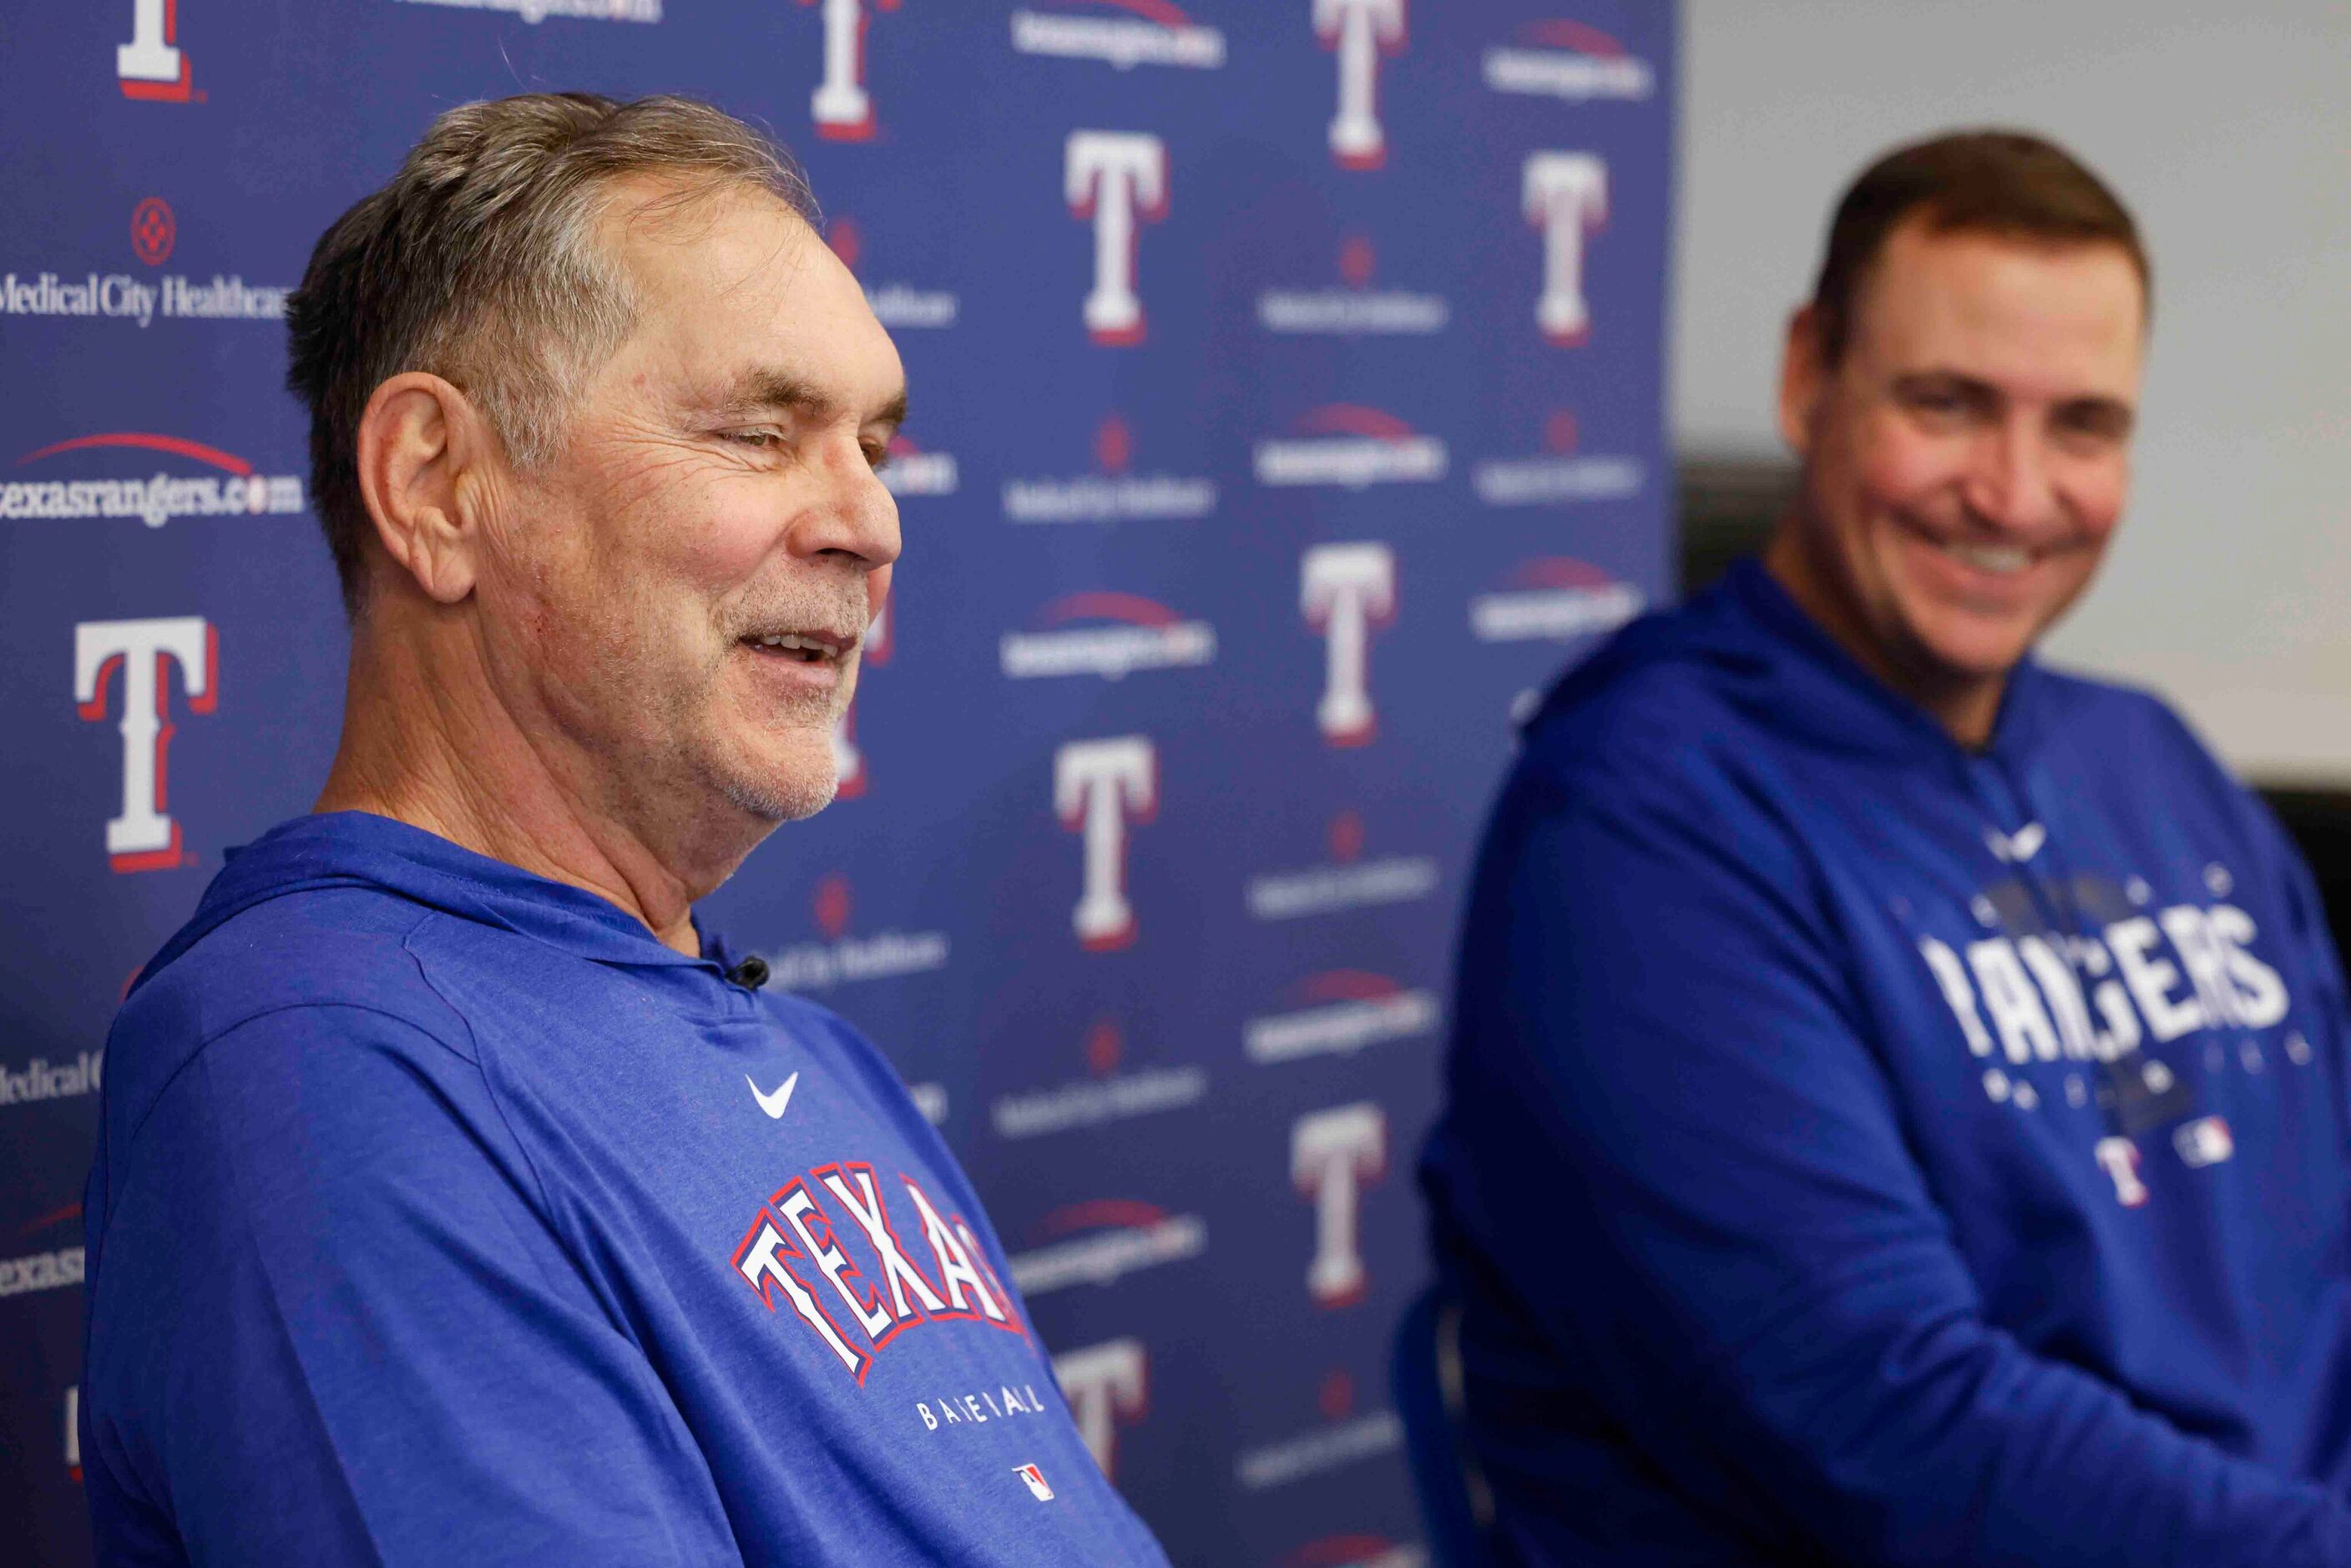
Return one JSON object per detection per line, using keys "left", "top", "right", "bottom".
{"left": 1014, "top": 1463, "right": 1054, "bottom": 1501}
{"left": 2174, "top": 1115, "right": 2235, "bottom": 1170}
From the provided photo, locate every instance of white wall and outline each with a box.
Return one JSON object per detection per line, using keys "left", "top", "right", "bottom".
{"left": 1675, "top": 2, "right": 2351, "bottom": 781}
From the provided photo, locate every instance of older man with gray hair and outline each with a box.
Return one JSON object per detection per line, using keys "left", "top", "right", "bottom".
{"left": 79, "top": 94, "right": 1170, "bottom": 1566}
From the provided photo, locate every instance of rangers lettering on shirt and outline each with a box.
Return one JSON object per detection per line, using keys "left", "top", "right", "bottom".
{"left": 1052, "top": 1337, "right": 1148, "bottom": 1479}
{"left": 1055, "top": 736, "right": 1158, "bottom": 950}
{"left": 1316, "top": 0, "right": 1406, "bottom": 170}
{"left": 1292, "top": 1101, "right": 1386, "bottom": 1308}
{"left": 74, "top": 617, "right": 215, "bottom": 873}
{"left": 1523, "top": 152, "right": 1608, "bottom": 346}
{"left": 1066, "top": 132, "right": 1168, "bottom": 346}
{"left": 1302, "top": 544, "right": 1395, "bottom": 746}
{"left": 1919, "top": 898, "right": 2298, "bottom": 1204}
{"left": 119, "top": 0, "right": 192, "bottom": 101}
{"left": 803, "top": 0, "right": 897, "bottom": 140}
{"left": 735, "top": 1167, "right": 1023, "bottom": 1383}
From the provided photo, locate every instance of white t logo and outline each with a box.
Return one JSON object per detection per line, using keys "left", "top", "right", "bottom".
{"left": 1316, "top": 0, "right": 1405, "bottom": 169}
{"left": 1066, "top": 132, "right": 1169, "bottom": 346}
{"left": 74, "top": 617, "right": 215, "bottom": 872}
{"left": 1302, "top": 543, "right": 1396, "bottom": 746}
{"left": 1293, "top": 1102, "right": 1386, "bottom": 1307}
{"left": 1524, "top": 152, "right": 1608, "bottom": 345}
{"left": 1055, "top": 736, "right": 1157, "bottom": 950}
{"left": 1053, "top": 1338, "right": 1148, "bottom": 1480}
{"left": 2095, "top": 1136, "right": 2150, "bottom": 1206}
{"left": 119, "top": 0, "right": 190, "bottom": 99}
{"left": 806, "top": 0, "right": 898, "bottom": 141}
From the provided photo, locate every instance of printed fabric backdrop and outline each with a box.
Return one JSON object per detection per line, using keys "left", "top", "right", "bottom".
{"left": 0, "top": 2, "right": 1675, "bottom": 1563}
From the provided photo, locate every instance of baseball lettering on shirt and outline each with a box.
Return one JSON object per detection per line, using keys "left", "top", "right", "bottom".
{"left": 1915, "top": 897, "right": 2297, "bottom": 1204}
{"left": 734, "top": 1166, "right": 1027, "bottom": 1382}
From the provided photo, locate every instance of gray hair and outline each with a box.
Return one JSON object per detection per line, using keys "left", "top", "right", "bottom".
{"left": 285, "top": 93, "right": 819, "bottom": 613}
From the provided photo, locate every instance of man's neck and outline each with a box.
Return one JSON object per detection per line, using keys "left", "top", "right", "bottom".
{"left": 1762, "top": 528, "right": 2004, "bottom": 751}
{"left": 315, "top": 609, "right": 736, "bottom": 957}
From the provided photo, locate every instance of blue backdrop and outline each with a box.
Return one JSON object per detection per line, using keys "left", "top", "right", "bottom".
{"left": 0, "top": 3, "right": 1675, "bottom": 1562}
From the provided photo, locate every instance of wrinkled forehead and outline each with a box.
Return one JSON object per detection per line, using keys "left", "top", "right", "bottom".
{"left": 1853, "top": 221, "right": 2147, "bottom": 394}
{"left": 594, "top": 176, "right": 902, "bottom": 411}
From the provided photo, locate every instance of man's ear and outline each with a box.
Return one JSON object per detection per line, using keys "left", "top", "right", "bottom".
{"left": 1777, "top": 303, "right": 1828, "bottom": 460}
{"left": 354, "top": 372, "right": 495, "bottom": 605}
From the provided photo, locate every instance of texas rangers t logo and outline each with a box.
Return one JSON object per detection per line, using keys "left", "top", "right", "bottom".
{"left": 74, "top": 616, "right": 215, "bottom": 872}
{"left": 1524, "top": 152, "right": 1608, "bottom": 345}
{"left": 1316, "top": 0, "right": 1405, "bottom": 169}
{"left": 1292, "top": 1101, "right": 1386, "bottom": 1308}
{"left": 803, "top": 0, "right": 900, "bottom": 141}
{"left": 1066, "top": 132, "right": 1169, "bottom": 346}
{"left": 119, "top": 0, "right": 191, "bottom": 100}
{"left": 1053, "top": 1338, "right": 1148, "bottom": 1479}
{"left": 1302, "top": 543, "right": 1396, "bottom": 746}
{"left": 1054, "top": 736, "right": 1157, "bottom": 950}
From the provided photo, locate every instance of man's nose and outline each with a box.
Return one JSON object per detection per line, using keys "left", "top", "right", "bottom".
{"left": 1964, "top": 418, "right": 2065, "bottom": 536}
{"left": 793, "top": 431, "right": 903, "bottom": 574}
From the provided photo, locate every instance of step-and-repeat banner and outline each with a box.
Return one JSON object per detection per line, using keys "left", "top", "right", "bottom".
{"left": 0, "top": 3, "right": 1674, "bottom": 1561}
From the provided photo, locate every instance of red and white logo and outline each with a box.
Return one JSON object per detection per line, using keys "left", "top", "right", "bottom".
{"left": 1292, "top": 1102, "right": 1386, "bottom": 1308}
{"left": 1246, "top": 969, "right": 1440, "bottom": 1065}
{"left": 1469, "top": 557, "right": 1646, "bottom": 644}
{"left": 1013, "top": 1462, "right": 1056, "bottom": 1501}
{"left": 1003, "top": 413, "right": 1217, "bottom": 524}
{"left": 1255, "top": 405, "right": 1447, "bottom": 488}
{"left": 1302, "top": 544, "right": 1395, "bottom": 746}
{"left": 65, "top": 1385, "right": 82, "bottom": 1485}
{"left": 1066, "top": 132, "right": 1169, "bottom": 346}
{"left": 1006, "top": 1198, "right": 1207, "bottom": 1296}
{"left": 992, "top": 1016, "right": 1208, "bottom": 1139}
{"left": 830, "top": 586, "right": 892, "bottom": 799}
{"left": 1524, "top": 152, "right": 1608, "bottom": 345}
{"left": 1316, "top": 0, "right": 1406, "bottom": 170}
{"left": 1473, "top": 408, "right": 1646, "bottom": 507}
{"left": 763, "top": 867, "right": 951, "bottom": 993}
{"left": 1001, "top": 591, "right": 1216, "bottom": 681}
{"left": 1484, "top": 18, "right": 1656, "bottom": 102}
{"left": 1246, "top": 810, "right": 1439, "bottom": 922}
{"left": 1055, "top": 736, "right": 1157, "bottom": 949}
{"left": 3, "top": 432, "right": 306, "bottom": 527}
{"left": 74, "top": 616, "right": 215, "bottom": 873}
{"left": 1011, "top": 0, "right": 1226, "bottom": 69}
{"left": 1053, "top": 1337, "right": 1149, "bottom": 1479}
{"left": 1258, "top": 232, "right": 1449, "bottom": 336}
{"left": 877, "top": 432, "right": 958, "bottom": 498}
{"left": 826, "top": 215, "right": 958, "bottom": 331}
{"left": 119, "top": 0, "right": 192, "bottom": 101}
{"left": 2095, "top": 1136, "right": 2149, "bottom": 1206}
{"left": 803, "top": 0, "right": 899, "bottom": 141}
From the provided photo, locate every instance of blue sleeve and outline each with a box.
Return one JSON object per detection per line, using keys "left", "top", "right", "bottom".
{"left": 1452, "top": 755, "right": 2351, "bottom": 1567}
{"left": 82, "top": 1005, "right": 741, "bottom": 1567}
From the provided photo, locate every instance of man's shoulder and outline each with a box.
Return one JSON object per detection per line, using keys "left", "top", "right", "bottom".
{"left": 2026, "top": 662, "right": 2238, "bottom": 787}
{"left": 109, "top": 884, "right": 473, "bottom": 1125}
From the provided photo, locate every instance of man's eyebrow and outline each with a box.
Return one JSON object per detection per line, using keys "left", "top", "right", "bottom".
{"left": 702, "top": 371, "right": 908, "bottom": 431}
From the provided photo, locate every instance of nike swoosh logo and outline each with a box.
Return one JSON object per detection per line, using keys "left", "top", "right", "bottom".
{"left": 746, "top": 1071, "right": 799, "bottom": 1120}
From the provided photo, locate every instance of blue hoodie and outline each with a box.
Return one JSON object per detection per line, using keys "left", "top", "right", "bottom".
{"left": 82, "top": 812, "right": 1170, "bottom": 1567}
{"left": 1418, "top": 560, "right": 2351, "bottom": 1565}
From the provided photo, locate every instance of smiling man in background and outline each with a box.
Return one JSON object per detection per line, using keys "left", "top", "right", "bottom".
{"left": 1418, "top": 131, "right": 2351, "bottom": 1564}
{"left": 79, "top": 94, "right": 1168, "bottom": 1566}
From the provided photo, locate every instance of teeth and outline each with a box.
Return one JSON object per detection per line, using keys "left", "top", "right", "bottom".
{"left": 753, "top": 632, "right": 842, "bottom": 657}
{"left": 1944, "top": 542, "right": 2032, "bottom": 574}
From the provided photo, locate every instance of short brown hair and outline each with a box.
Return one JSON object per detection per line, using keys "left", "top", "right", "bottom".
{"left": 1809, "top": 129, "right": 2149, "bottom": 364}
{"left": 285, "top": 93, "right": 817, "bottom": 614}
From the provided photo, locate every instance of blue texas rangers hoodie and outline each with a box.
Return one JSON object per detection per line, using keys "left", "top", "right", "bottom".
{"left": 1419, "top": 559, "right": 2351, "bottom": 1566}
{"left": 81, "top": 812, "right": 1170, "bottom": 1567}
